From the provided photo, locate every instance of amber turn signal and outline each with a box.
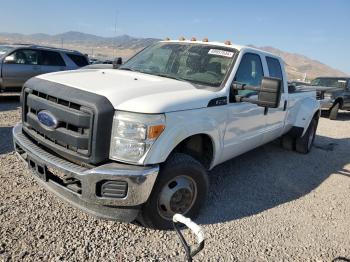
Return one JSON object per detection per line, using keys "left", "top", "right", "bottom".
{"left": 148, "top": 125, "right": 165, "bottom": 139}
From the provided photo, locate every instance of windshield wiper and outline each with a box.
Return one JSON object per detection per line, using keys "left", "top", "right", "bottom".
{"left": 119, "top": 67, "right": 137, "bottom": 72}
{"left": 153, "top": 73, "right": 187, "bottom": 82}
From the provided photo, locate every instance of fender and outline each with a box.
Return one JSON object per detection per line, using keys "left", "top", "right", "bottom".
{"left": 294, "top": 96, "right": 320, "bottom": 136}
{"left": 143, "top": 107, "right": 226, "bottom": 169}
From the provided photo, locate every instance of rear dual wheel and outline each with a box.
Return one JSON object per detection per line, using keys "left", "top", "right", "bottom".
{"left": 281, "top": 117, "right": 318, "bottom": 154}
{"left": 295, "top": 118, "right": 318, "bottom": 154}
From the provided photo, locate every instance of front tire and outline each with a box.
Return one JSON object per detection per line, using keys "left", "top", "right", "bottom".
{"left": 329, "top": 102, "right": 340, "bottom": 120}
{"left": 295, "top": 118, "right": 318, "bottom": 154}
{"left": 140, "top": 153, "right": 209, "bottom": 229}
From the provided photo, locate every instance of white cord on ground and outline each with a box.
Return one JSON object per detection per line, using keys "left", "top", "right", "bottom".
{"left": 173, "top": 214, "right": 205, "bottom": 243}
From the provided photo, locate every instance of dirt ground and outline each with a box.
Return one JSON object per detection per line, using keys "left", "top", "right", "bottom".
{"left": 0, "top": 95, "right": 349, "bottom": 261}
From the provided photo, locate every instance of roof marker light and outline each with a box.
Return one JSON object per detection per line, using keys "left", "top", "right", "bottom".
{"left": 224, "top": 40, "right": 232, "bottom": 45}
{"left": 202, "top": 38, "right": 209, "bottom": 42}
{"left": 191, "top": 37, "right": 197, "bottom": 41}
{"left": 164, "top": 37, "right": 170, "bottom": 41}
{"left": 179, "top": 36, "right": 186, "bottom": 41}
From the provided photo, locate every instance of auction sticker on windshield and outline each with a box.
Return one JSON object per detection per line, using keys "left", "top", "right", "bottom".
{"left": 208, "top": 49, "right": 234, "bottom": 58}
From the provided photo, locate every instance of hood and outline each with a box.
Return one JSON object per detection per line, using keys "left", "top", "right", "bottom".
{"left": 310, "top": 85, "right": 343, "bottom": 92}
{"left": 36, "top": 69, "right": 220, "bottom": 113}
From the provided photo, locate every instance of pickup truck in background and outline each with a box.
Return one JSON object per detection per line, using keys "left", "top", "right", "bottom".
{"left": 310, "top": 77, "right": 350, "bottom": 120}
{"left": 13, "top": 39, "right": 320, "bottom": 229}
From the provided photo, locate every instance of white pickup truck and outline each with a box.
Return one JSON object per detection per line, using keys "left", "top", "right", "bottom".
{"left": 13, "top": 39, "right": 320, "bottom": 229}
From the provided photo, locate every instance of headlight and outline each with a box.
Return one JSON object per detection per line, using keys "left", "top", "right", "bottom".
{"left": 109, "top": 111, "right": 165, "bottom": 163}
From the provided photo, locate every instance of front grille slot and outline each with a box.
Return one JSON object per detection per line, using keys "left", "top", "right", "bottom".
{"left": 23, "top": 88, "right": 93, "bottom": 157}
{"left": 97, "top": 180, "right": 128, "bottom": 198}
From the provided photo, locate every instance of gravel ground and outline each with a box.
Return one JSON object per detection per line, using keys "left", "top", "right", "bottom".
{"left": 0, "top": 96, "right": 349, "bottom": 261}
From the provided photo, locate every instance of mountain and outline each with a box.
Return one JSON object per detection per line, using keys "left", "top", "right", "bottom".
{"left": 0, "top": 31, "right": 347, "bottom": 80}
{"left": 0, "top": 31, "right": 158, "bottom": 49}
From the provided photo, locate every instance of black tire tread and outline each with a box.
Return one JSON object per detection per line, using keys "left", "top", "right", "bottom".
{"left": 281, "top": 135, "right": 295, "bottom": 151}
{"left": 329, "top": 103, "right": 340, "bottom": 120}
{"left": 295, "top": 118, "right": 318, "bottom": 154}
{"left": 138, "top": 153, "right": 209, "bottom": 229}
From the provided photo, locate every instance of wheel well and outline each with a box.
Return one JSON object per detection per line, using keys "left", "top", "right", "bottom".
{"left": 334, "top": 98, "right": 343, "bottom": 108}
{"left": 313, "top": 110, "right": 320, "bottom": 120}
{"left": 171, "top": 134, "right": 214, "bottom": 169}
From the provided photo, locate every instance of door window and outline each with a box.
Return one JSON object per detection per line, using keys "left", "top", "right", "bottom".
{"left": 266, "top": 57, "right": 283, "bottom": 80}
{"left": 266, "top": 56, "right": 284, "bottom": 93}
{"left": 6, "top": 49, "right": 39, "bottom": 65}
{"left": 40, "top": 50, "right": 66, "bottom": 66}
{"left": 66, "top": 54, "right": 89, "bottom": 67}
{"left": 234, "top": 53, "right": 264, "bottom": 96}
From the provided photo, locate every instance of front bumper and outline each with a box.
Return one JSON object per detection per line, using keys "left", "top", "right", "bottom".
{"left": 13, "top": 123, "right": 159, "bottom": 222}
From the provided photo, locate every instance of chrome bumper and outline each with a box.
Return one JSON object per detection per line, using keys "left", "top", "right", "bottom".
{"left": 13, "top": 123, "right": 159, "bottom": 222}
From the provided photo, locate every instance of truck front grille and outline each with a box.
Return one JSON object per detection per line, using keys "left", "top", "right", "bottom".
{"left": 23, "top": 88, "right": 93, "bottom": 157}
{"left": 21, "top": 78, "right": 115, "bottom": 165}
{"left": 316, "top": 91, "right": 324, "bottom": 100}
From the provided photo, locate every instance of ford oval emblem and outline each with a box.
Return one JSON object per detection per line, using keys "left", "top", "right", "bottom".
{"left": 37, "top": 110, "right": 58, "bottom": 129}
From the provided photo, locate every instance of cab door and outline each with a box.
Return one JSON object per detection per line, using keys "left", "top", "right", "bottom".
{"left": 263, "top": 56, "right": 288, "bottom": 142}
{"left": 221, "top": 52, "right": 267, "bottom": 163}
{"left": 2, "top": 49, "right": 41, "bottom": 88}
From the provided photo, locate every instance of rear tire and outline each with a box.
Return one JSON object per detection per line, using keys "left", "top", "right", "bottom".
{"left": 329, "top": 102, "right": 340, "bottom": 120}
{"left": 295, "top": 118, "right": 318, "bottom": 154}
{"left": 139, "top": 153, "right": 209, "bottom": 230}
{"left": 281, "top": 135, "right": 295, "bottom": 151}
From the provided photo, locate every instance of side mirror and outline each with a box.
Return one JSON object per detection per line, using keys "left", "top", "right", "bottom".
{"left": 4, "top": 55, "right": 15, "bottom": 64}
{"left": 257, "top": 77, "right": 282, "bottom": 108}
{"left": 113, "top": 57, "right": 123, "bottom": 69}
{"left": 232, "top": 77, "right": 282, "bottom": 108}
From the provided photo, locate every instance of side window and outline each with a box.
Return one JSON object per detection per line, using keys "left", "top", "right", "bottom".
{"left": 40, "top": 51, "right": 66, "bottom": 66}
{"left": 266, "top": 57, "right": 283, "bottom": 80}
{"left": 234, "top": 53, "right": 264, "bottom": 97}
{"left": 6, "top": 49, "right": 39, "bottom": 65}
{"left": 234, "top": 53, "right": 264, "bottom": 87}
{"left": 66, "top": 54, "right": 89, "bottom": 67}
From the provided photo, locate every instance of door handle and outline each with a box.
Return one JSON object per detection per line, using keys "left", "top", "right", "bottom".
{"left": 283, "top": 100, "right": 287, "bottom": 111}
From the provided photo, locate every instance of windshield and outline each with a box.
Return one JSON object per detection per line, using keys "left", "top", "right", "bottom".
{"left": 0, "top": 45, "right": 14, "bottom": 58}
{"left": 311, "top": 77, "right": 347, "bottom": 88}
{"left": 120, "top": 42, "right": 236, "bottom": 87}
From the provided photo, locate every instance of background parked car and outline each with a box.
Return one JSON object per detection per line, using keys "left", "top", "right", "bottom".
{"left": 311, "top": 77, "right": 350, "bottom": 120}
{"left": 0, "top": 44, "right": 89, "bottom": 92}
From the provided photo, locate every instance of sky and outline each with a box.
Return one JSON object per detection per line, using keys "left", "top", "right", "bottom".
{"left": 0, "top": 0, "right": 349, "bottom": 74}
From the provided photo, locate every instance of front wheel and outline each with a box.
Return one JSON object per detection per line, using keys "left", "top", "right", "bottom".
{"left": 329, "top": 102, "right": 340, "bottom": 120}
{"left": 140, "top": 153, "right": 209, "bottom": 230}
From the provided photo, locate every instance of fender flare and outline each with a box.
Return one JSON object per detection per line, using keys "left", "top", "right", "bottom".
{"left": 144, "top": 113, "right": 223, "bottom": 167}
{"left": 294, "top": 97, "right": 320, "bottom": 137}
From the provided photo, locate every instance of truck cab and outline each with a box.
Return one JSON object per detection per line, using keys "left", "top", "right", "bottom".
{"left": 13, "top": 39, "right": 320, "bottom": 229}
